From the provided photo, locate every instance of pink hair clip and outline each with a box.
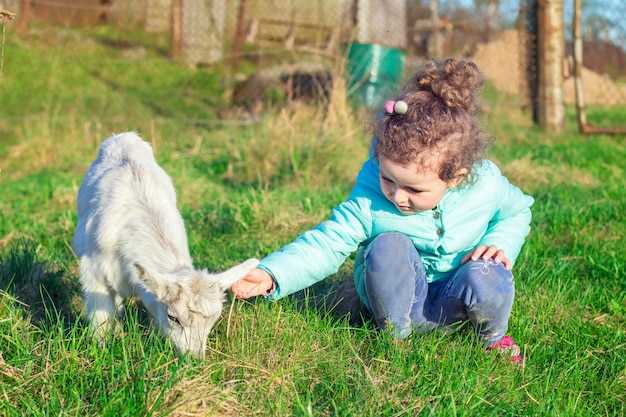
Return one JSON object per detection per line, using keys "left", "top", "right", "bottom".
{"left": 384, "top": 100, "right": 408, "bottom": 115}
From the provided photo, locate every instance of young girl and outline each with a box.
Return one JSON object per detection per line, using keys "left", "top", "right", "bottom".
{"left": 231, "top": 59, "right": 533, "bottom": 364}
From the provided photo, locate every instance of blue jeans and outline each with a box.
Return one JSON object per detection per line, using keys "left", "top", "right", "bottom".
{"left": 360, "top": 233, "right": 514, "bottom": 344}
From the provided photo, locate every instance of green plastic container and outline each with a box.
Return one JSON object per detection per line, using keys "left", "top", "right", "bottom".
{"left": 346, "top": 42, "right": 406, "bottom": 108}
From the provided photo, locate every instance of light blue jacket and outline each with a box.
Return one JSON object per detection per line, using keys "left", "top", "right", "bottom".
{"left": 259, "top": 157, "right": 534, "bottom": 301}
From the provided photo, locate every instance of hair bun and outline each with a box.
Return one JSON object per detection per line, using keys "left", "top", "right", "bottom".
{"left": 416, "top": 59, "right": 482, "bottom": 112}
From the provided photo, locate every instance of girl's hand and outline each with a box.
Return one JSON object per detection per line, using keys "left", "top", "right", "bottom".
{"left": 230, "top": 268, "right": 275, "bottom": 299}
{"left": 461, "top": 245, "right": 512, "bottom": 270}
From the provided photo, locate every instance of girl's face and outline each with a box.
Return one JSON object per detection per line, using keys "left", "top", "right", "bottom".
{"left": 379, "top": 158, "right": 457, "bottom": 214}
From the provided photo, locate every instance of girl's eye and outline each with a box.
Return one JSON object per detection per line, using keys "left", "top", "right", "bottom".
{"left": 382, "top": 177, "right": 393, "bottom": 183}
{"left": 407, "top": 188, "right": 422, "bottom": 194}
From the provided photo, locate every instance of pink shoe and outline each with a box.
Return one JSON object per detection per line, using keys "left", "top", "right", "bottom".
{"left": 487, "top": 335, "right": 524, "bottom": 365}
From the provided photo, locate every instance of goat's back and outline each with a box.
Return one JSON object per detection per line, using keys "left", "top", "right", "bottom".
{"left": 72, "top": 132, "right": 191, "bottom": 269}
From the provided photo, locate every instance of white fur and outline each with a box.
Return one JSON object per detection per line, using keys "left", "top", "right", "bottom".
{"left": 72, "top": 132, "right": 258, "bottom": 357}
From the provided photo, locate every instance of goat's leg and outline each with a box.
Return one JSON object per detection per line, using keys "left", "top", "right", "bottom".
{"left": 114, "top": 293, "right": 125, "bottom": 320}
{"left": 83, "top": 286, "right": 117, "bottom": 340}
{"left": 80, "top": 266, "right": 118, "bottom": 340}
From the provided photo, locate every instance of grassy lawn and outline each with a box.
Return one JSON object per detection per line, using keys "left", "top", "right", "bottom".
{"left": 1, "top": 26, "right": 625, "bottom": 416}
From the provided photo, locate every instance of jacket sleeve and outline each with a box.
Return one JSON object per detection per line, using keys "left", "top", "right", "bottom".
{"left": 478, "top": 164, "right": 534, "bottom": 265}
{"left": 258, "top": 197, "right": 372, "bottom": 300}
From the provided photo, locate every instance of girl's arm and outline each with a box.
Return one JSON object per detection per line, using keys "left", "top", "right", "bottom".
{"left": 477, "top": 166, "right": 534, "bottom": 266}
{"left": 257, "top": 197, "right": 372, "bottom": 300}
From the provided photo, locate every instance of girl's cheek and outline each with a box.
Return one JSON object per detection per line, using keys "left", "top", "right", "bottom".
{"left": 380, "top": 181, "right": 392, "bottom": 196}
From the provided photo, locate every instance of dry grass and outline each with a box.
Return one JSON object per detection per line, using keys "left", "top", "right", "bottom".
{"left": 223, "top": 78, "right": 368, "bottom": 188}
{"left": 160, "top": 368, "right": 245, "bottom": 417}
{"left": 0, "top": 10, "right": 16, "bottom": 25}
{"left": 242, "top": 190, "right": 327, "bottom": 234}
{"left": 500, "top": 155, "right": 599, "bottom": 191}
{"left": 0, "top": 115, "right": 100, "bottom": 181}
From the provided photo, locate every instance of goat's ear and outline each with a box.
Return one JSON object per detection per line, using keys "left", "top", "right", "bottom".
{"left": 212, "top": 258, "right": 260, "bottom": 291}
{"left": 134, "top": 263, "right": 178, "bottom": 301}
{"left": 213, "top": 271, "right": 243, "bottom": 292}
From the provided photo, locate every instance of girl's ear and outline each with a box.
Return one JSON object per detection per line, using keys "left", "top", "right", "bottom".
{"left": 447, "top": 168, "right": 469, "bottom": 188}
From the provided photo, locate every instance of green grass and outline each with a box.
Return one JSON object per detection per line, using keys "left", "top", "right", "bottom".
{"left": 564, "top": 104, "right": 626, "bottom": 129}
{"left": 1, "top": 25, "right": 625, "bottom": 416}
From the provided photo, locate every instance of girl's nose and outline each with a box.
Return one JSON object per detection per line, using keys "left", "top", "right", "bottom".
{"left": 393, "top": 188, "right": 408, "bottom": 205}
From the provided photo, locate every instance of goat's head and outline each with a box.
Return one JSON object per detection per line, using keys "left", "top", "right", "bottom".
{"left": 134, "top": 258, "right": 258, "bottom": 357}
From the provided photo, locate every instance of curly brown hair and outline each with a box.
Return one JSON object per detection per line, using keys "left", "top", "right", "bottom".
{"left": 375, "top": 58, "right": 489, "bottom": 183}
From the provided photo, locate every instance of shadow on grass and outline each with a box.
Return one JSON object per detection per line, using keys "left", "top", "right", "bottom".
{"left": 0, "top": 239, "right": 81, "bottom": 328}
{"left": 87, "top": 29, "right": 171, "bottom": 58}
{"left": 289, "top": 271, "right": 374, "bottom": 327}
{"left": 79, "top": 58, "right": 228, "bottom": 125}
{"left": 286, "top": 273, "right": 477, "bottom": 341}
{"left": 0, "top": 239, "right": 164, "bottom": 335}
{"left": 83, "top": 67, "right": 174, "bottom": 118}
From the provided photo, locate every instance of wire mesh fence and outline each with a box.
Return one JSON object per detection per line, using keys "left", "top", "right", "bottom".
{"left": 1, "top": 0, "right": 625, "bottom": 133}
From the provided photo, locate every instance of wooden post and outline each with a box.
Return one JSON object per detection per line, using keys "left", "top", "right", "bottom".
{"left": 99, "top": 0, "right": 112, "bottom": 23}
{"left": 572, "top": 0, "right": 586, "bottom": 133}
{"left": 485, "top": 0, "right": 498, "bottom": 42}
{"left": 536, "top": 0, "right": 564, "bottom": 132}
{"left": 170, "top": 0, "right": 182, "bottom": 58}
{"left": 570, "top": 0, "right": 626, "bottom": 135}
{"left": 429, "top": 0, "right": 442, "bottom": 58}
{"left": 1, "top": 9, "right": 16, "bottom": 77}
{"left": 231, "top": 0, "right": 247, "bottom": 68}
{"left": 520, "top": 0, "right": 540, "bottom": 123}
{"left": 16, "top": 0, "right": 31, "bottom": 34}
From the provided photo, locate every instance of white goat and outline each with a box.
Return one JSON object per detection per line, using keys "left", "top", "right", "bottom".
{"left": 72, "top": 132, "right": 258, "bottom": 357}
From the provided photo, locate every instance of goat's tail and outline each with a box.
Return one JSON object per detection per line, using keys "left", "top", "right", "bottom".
{"left": 97, "top": 132, "right": 154, "bottom": 163}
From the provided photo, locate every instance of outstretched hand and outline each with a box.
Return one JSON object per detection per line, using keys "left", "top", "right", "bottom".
{"left": 230, "top": 268, "right": 275, "bottom": 299}
{"left": 461, "top": 245, "right": 512, "bottom": 270}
